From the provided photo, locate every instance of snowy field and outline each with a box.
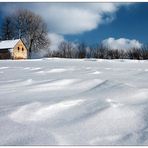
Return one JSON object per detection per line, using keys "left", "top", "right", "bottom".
{"left": 0, "top": 58, "right": 148, "bottom": 145}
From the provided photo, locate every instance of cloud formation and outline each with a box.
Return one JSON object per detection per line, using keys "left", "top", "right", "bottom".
{"left": 102, "top": 37, "right": 143, "bottom": 50}
{"left": 0, "top": 3, "right": 131, "bottom": 35}
{"left": 48, "top": 33, "right": 65, "bottom": 51}
{"left": 34, "top": 3, "right": 131, "bottom": 35}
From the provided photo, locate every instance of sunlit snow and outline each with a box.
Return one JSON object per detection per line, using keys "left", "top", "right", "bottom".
{"left": 0, "top": 58, "right": 148, "bottom": 145}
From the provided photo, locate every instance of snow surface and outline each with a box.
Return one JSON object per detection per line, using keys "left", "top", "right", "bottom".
{"left": 0, "top": 58, "right": 148, "bottom": 145}
{"left": 0, "top": 39, "right": 20, "bottom": 50}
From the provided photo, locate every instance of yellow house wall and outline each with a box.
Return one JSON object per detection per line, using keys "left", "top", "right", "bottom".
{"left": 12, "top": 40, "right": 28, "bottom": 59}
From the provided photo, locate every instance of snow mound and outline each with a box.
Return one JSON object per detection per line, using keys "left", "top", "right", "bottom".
{"left": 0, "top": 58, "right": 148, "bottom": 145}
{"left": 9, "top": 99, "right": 83, "bottom": 122}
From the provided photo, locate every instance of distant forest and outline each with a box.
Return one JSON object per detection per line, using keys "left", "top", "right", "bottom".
{"left": 46, "top": 41, "right": 148, "bottom": 60}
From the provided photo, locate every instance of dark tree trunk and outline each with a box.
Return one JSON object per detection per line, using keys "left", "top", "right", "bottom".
{"left": 28, "top": 39, "right": 33, "bottom": 59}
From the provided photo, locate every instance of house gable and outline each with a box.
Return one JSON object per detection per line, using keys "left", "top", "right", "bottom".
{"left": 12, "top": 39, "right": 28, "bottom": 59}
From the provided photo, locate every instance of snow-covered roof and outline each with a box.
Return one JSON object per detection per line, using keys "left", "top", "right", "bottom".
{"left": 0, "top": 39, "right": 20, "bottom": 50}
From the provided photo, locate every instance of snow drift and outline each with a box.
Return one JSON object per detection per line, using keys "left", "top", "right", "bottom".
{"left": 0, "top": 58, "right": 148, "bottom": 145}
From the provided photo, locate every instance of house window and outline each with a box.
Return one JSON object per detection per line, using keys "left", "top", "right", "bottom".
{"left": 18, "top": 47, "right": 20, "bottom": 51}
{"left": 22, "top": 47, "right": 24, "bottom": 51}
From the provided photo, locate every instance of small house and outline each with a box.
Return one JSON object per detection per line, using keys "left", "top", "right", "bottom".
{"left": 0, "top": 39, "right": 28, "bottom": 60}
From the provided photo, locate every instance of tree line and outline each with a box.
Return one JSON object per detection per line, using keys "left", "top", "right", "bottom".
{"left": 45, "top": 41, "right": 148, "bottom": 60}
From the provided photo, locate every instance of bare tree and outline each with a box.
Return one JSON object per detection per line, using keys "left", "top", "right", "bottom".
{"left": 77, "top": 42, "right": 86, "bottom": 58}
{"left": 58, "top": 41, "right": 78, "bottom": 58}
{"left": 1, "top": 16, "right": 14, "bottom": 40}
{"left": 14, "top": 9, "right": 50, "bottom": 58}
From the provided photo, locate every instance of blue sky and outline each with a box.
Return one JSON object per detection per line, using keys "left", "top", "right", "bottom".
{"left": 0, "top": 2, "right": 148, "bottom": 49}
{"left": 64, "top": 3, "right": 148, "bottom": 45}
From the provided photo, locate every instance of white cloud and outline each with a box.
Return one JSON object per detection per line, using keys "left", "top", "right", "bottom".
{"left": 48, "top": 33, "right": 65, "bottom": 51}
{"left": 48, "top": 33, "right": 79, "bottom": 52}
{"left": 1, "top": 3, "right": 132, "bottom": 35}
{"left": 31, "top": 3, "right": 131, "bottom": 35}
{"left": 102, "top": 37, "right": 143, "bottom": 50}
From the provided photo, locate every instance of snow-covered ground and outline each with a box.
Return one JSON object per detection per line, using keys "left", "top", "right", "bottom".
{"left": 0, "top": 58, "right": 148, "bottom": 145}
